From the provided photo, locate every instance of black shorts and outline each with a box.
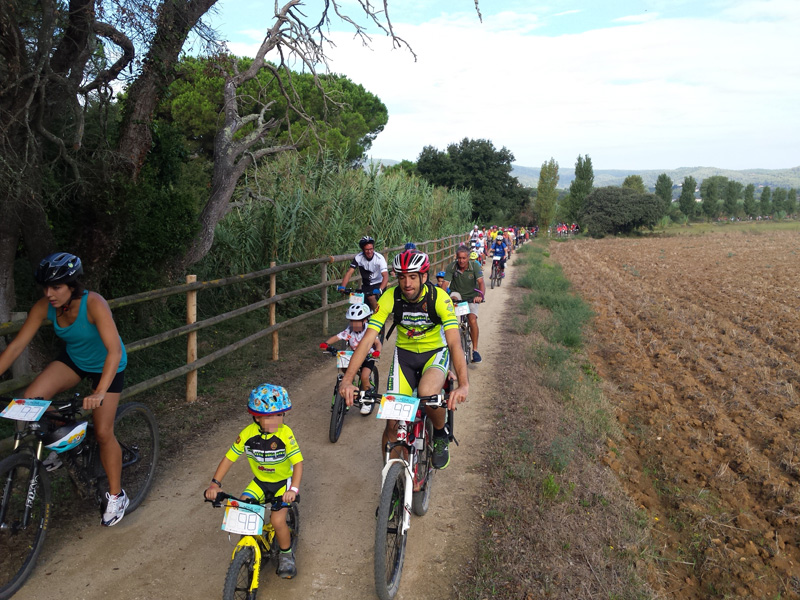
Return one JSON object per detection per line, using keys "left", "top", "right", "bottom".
{"left": 56, "top": 350, "right": 125, "bottom": 394}
{"left": 361, "top": 283, "right": 381, "bottom": 297}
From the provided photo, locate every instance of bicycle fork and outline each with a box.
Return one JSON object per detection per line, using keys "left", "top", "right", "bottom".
{"left": 380, "top": 458, "right": 414, "bottom": 535}
{"left": 232, "top": 534, "right": 269, "bottom": 594}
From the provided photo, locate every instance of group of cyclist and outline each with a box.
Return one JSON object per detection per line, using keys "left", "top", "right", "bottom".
{"left": 0, "top": 226, "right": 519, "bottom": 585}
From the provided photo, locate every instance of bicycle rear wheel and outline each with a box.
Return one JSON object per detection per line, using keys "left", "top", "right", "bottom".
{"left": 223, "top": 546, "right": 257, "bottom": 600}
{"left": 460, "top": 325, "right": 472, "bottom": 365}
{"left": 374, "top": 462, "right": 408, "bottom": 600}
{"left": 329, "top": 387, "right": 346, "bottom": 443}
{"left": 107, "top": 403, "right": 159, "bottom": 512}
{"left": 412, "top": 419, "right": 435, "bottom": 516}
{"left": 0, "top": 453, "right": 52, "bottom": 600}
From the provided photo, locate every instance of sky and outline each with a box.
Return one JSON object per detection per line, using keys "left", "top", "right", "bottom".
{"left": 206, "top": 0, "right": 800, "bottom": 171}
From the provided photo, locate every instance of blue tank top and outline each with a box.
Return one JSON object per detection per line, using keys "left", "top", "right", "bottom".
{"left": 48, "top": 290, "right": 127, "bottom": 373}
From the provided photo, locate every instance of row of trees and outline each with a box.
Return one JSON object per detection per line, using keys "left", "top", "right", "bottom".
{"left": 532, "top": 154, "right": 798, "bottom": 237}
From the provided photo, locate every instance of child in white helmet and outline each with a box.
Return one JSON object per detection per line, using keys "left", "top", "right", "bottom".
{"left": 320, "top": 303, "right": 382, "bottom": 414}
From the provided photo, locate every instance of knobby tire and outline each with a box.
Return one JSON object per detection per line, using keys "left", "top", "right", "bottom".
{"left": 223, "top": 545, "right": 257, "bottom": 600}
{"left": 374, "top": 462, "right": 408, "bottom": 600}
{"left": 0, "top": 453, "right": 52, "bottom": 600}
{"left": 329, "top": 387, "right": 346, "bottom": 443}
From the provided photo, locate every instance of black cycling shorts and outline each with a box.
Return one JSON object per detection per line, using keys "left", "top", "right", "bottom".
{"left": 56, "top": 350, "right": 125, "bottom": 394}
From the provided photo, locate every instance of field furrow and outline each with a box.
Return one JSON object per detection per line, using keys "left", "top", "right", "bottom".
{"left": 551, "top": 231, "right": 800, "bottom": 599}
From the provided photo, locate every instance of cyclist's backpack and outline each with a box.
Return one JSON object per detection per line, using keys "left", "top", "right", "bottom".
{"left": 385, "top": 281, "right": 443, "bottom": 340}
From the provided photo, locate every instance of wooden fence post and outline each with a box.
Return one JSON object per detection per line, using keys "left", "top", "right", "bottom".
{"left": 270, "top": 261, "right": 278, "bottom": 361}
{"left": 321, "top": 261, "right": 329, "bottom": 336}
{"left": 186, "top": 275, "right": 197, "bottom": 403}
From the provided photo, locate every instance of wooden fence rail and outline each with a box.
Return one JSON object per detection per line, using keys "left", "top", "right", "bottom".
{"left": 0, "top": 233, "right": 468, "bottom": 400}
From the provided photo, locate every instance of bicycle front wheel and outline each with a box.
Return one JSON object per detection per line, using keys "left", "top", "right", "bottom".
{"left": 0, "top": 453, "right": 52, "bottom": 600}
{"left": 490, "top": 265, "right": 496, "bottom": 289}
{"left": 329, "top": 388, "right": 346, "bottom": 443}
{"left": 374, "top": 462, "right": 408, "bottom": 600}
{"left": 113, "top": 403, "right": 159, "bottom": 512}
{"left": 223, "top": 546, "right": 257, "bottom": 600}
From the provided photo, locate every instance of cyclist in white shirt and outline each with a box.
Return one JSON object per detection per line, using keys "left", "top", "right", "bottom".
{"left": 340, "top": 236, "right": 389, "bottom": 313}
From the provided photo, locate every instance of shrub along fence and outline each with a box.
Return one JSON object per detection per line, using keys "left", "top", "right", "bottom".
{"left": 0, "top": 233, "right": 467, "bottom": 403}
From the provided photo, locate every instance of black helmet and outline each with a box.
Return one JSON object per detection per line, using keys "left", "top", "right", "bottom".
{"left": 34, "top": 252, "right": 83, "bottom": 285}
{"left": 359, "top": 236, "right": 375, "bottom": 249}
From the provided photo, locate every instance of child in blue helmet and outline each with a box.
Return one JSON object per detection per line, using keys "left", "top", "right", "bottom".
{"left": 205, "top": 384, "right": 303, "bottom": 578}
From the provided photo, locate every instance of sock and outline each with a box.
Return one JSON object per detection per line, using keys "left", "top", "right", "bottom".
{"left": 433, "top": 427, "right": 448, "bottom": 439}
{"left": 280, "top": 547, "right": 292, "bottom": 554}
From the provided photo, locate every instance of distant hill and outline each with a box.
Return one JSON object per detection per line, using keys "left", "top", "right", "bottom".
{"left": 510, "top": 165, "right": 800, "bottom": 190}
{"left": 368, "top": 159, "right": 800, "bottom": 191}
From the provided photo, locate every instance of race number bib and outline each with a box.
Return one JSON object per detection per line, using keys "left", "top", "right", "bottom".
{"left": 1, "top": 398, "right": 51, "bottom": 422}
{"left": 349, "top": 292, "right": 365, "bottom": 304}
{"left": 376, "top": 394, "right": 420, "bottom": 422}
{"left": 336, "top": 351, "right": 353, "bottom": 368}
{"left": 221, "top": 501, "right": 266, "bottom": 535}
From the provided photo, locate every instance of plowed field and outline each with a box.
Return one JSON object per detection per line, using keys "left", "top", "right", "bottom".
{"left": 550, "top": 230, "right": 800, "bottom": 599}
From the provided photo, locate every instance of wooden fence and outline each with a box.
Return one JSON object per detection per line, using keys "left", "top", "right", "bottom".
{"left": 0, "top": 233, "right": 468, "bottom": 402}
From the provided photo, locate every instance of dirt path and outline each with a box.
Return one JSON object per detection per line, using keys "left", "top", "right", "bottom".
{"left": 14, "top": 262, "right": 519, "bottom": 600}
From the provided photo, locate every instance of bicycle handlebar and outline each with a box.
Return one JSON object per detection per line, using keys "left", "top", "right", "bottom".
{"left": 355, "top": 390, "right": 450, "bottom": 408}
{"left": 204, "top": 490, "right": 299, "bottom": 509}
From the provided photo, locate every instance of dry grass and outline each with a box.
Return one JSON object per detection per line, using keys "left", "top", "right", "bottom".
{"left": 458, "top": 243, "right": 656, "bottom": 600}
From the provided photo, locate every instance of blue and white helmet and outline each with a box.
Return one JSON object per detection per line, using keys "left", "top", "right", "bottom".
{"left": 44, "top": 421, "right": 88, "bottom": 453}
{"left": 248, "top": 384, "right": 291, "bottom": 416}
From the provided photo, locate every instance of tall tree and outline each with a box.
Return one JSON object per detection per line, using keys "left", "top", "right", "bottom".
{"left": 654, "top": 173, "right": 673, "bottom": 215}
{"left": 723, "top": 181, "right": 743, "bottom": 216}
{"left": 415, "top": 138, "right": 526, "bottom": 223}
{"left": 0, "top": 0, "right": 481, "bottom": 321}
{"left": 760, "top": 186, "right": 772, "bottom": 215}
{"left": 535, "top": 158, "right": 560, "bottom": 229}
{"left": 678, "top": 176, "right": 697, "bottom": 218}
{"left": 743, "top": 184, "right": 758, "bottom": 217}
{"left": 622, "top": 175, "right": 647, "bottom": 194}
{"left": 786, "top": 188, "right": 798, "bottom": 215}
{"left": 701, "top": 179, "right": 720, "bottom": 220}
{"left": 772, "top": 187, "right": 787, "bottom": 214}
{"left": 562, "top": 154, "right": 594, "bottom": 224}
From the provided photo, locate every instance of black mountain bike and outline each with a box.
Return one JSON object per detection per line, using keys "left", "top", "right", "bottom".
{"left": 0, "top": 395, "right": 159, "bottom": 599}
{"left": 324, "top": 346, "right": 379, "bottom": 443}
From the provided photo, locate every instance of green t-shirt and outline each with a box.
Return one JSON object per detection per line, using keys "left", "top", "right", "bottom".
{"left": 444, "top": 260, "right": 484, "bottom": 301}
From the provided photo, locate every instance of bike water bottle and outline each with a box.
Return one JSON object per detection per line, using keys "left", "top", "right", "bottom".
{"left": 396, "top": 421, "right": 408, "bottom": 442}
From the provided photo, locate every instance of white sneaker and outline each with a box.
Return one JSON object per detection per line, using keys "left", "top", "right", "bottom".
{"left": 360, "top": 401, "right": 373, "bottom": 415}
{"left": 102, "top": 490, "right": 130, "bottom": 526}
{"left": 43, "top": 450, "right": 63, "bottom": 472}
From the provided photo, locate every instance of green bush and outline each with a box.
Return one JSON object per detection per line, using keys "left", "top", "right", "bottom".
{"left": 581, "top": 186, "right": 663, "bottom": 238}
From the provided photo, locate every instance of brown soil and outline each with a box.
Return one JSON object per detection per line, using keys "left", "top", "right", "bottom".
{"left": 11, "top": 265, "right": 519, "bottom": 600}
{"left": 550, "top": 231, "right": 800, "bottom": 599}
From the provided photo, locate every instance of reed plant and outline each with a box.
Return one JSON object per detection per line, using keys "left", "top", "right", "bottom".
{"left": 197, "top": 153, "right": 472, "bottom": 279}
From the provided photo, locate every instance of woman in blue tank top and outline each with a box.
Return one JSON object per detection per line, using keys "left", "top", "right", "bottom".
{"left": 0, "top": 252, "right": 130, "bottom": 526}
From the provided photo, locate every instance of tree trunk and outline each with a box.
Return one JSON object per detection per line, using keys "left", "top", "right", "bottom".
{"left": 118, "top": 0, "right": 218, "bottom": 177}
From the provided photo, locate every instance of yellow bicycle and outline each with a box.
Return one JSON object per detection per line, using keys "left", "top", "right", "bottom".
{"left": 207, "top": 491, "right": 299, "bottom": 600}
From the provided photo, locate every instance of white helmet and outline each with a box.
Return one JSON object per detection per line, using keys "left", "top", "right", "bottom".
{"left": 346, "top": 303, "right": 372, "bottom": 320}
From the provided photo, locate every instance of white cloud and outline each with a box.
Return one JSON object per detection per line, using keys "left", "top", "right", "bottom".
{"left": 612, "top": 12, "right": 661, "bottom": 23}
{"left": 218, "top": 3, "right": 800, "bottom": 170}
